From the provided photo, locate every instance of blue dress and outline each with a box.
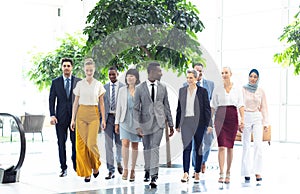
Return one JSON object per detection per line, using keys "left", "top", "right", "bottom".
{"left": 119, "top": 91, "right": 142, "bottom": 142}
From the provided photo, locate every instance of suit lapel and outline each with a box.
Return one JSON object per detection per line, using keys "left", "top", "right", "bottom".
{"left": 143, "top": 82, "right": 152, "bottom": 102}
{"left": 181, "top": 87, "right": 187, "bottom": 114}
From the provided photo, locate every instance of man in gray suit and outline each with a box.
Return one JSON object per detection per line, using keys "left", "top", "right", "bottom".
{"left": 134, "top": 62, "right": 174, "bottom": 188}
{"left": 103, "top": 67, "right": 125, "bottom": 179}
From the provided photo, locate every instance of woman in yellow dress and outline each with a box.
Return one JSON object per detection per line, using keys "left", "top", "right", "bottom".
{"left": 71, "top": 58, "right": 106, "bottom": 182}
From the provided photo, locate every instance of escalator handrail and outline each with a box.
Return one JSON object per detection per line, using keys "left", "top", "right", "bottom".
{"left": 0, "top": 113, "right": 26, "bottom": 171}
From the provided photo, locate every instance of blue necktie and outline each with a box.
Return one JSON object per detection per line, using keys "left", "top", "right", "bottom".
{"left": 111, "top": 83, "right": 116, "bottom": 111}
{"left": 65, "top": 78, "right": 70, "bottom": 98}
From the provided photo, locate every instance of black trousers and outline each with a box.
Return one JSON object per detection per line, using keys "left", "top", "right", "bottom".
{"left": 55, "top": 120, "right": 76, "bottom": 171}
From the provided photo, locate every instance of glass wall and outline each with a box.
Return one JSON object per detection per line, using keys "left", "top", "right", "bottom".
{"left": 193, "top": 0, "right": 300, "bottom": 142}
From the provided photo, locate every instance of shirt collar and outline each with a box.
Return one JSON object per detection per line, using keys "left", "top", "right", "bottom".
{"left": 146, "top": 79, "right": 158, "bottom": 86}
{"left": 63, "top": 75, "right": 71, "bottom": 81}
{"left": 110, "top": 81, "right": 119, "bottom": 86}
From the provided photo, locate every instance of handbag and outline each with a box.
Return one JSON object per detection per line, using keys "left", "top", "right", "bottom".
{"left": 235, "top": 125, "right": 271, "bottom": 145}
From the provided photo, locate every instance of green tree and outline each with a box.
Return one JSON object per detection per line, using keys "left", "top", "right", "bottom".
{"left": 83, "top": 0, "right": 205, "bottom": 81}
{"left": 27, "top": 33, "right": 86, "bottom": 91}
{"left": 274, "top": 9, "right": 300, "bottom": 75}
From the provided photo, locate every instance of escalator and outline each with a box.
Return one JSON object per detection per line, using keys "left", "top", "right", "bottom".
{"left": 0, "top": 113, "right": 26, "bottom": 183}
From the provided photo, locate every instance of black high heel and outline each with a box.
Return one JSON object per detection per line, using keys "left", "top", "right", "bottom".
{"left": 84, "top": 176, "right": 91, "bottom": 182}
{"left": 93, "top": 171, "right": 99, "bottom": 178}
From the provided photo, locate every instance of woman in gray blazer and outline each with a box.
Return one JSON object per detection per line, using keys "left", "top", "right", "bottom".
{"left": 115, "top": 69, "right": 141, "bottom": 182}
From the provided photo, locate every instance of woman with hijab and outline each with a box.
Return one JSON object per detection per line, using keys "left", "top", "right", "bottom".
{"left": 240, "top": 69, "right": 269, "bottom": 185}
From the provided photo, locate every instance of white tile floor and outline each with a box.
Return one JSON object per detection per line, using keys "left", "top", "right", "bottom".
{"left": 1, "top": 128, "right": 300, "bottom": 194}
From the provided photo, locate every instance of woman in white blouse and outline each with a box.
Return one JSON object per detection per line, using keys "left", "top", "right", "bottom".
{"left": 240, "top": 69, "right": 269, "bottom": 184}
{"left": 211, "top": 67, "right": 244, "bottom": 184}
{"left": 71, "top": 58, "right": 106, "bottom": 182}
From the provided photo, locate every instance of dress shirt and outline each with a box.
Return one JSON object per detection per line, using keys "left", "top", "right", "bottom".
{"left": 63, "top": 75, "right": 71, "bottom": 95}
{"left": 146, "top": 79, "right": 157, "bottom": 102}
{"left": 185, "top": 87, "right": 196, "bottom": 117}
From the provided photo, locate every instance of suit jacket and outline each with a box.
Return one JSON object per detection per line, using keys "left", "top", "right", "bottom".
{"left": 104, "top": 81, "right": 125, "bottom": 122}
{"left": 49, "top": 75, "right": 81, "bottom": 124}
{"left": 175, "top": 85, "right": 211, "bottom": 129}
{"left": 133, "top": 81, "right": 173, "bottom": 131}
{"left": 183, "top": 78, "right": 214, "bottom": 100}
{"left": 115, "top": 86, "right": 129, "bottom": 124}
{"left": 202, "top": 79, "right": 214, "bottom": 101}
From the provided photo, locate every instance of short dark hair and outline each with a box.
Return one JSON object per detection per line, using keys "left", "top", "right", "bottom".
{"left": 108, "top": 66, "right": 118, "bottom": 72}
{"left": 193, "top": 63, "right": 203, "bottom": 68}
{"left": 125, "top": 68, "right": 140, "bottom": 85}
{"left": 147, "top": 62, "right": 160, "bottom": 74}
{"left": 61, "top": 58, "right": 73, "bottom": 66}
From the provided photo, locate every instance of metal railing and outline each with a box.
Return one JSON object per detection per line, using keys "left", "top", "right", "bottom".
{"left": 0, "top": 113, "right": 26, "bottom": 183}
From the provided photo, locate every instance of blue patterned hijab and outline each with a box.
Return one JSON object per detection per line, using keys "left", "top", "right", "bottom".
{"left": 244, "top": 69, "right": 259, "bottom": 93}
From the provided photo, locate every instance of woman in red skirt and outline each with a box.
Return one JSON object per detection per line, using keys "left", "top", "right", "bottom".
{"left": 211, "top": 67, "right": 244, "bottom": 184}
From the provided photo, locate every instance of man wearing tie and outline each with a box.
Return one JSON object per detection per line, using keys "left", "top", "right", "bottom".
{"left": 103, "top": 67, "right": 125, "bottom": 179}
{"left": 49, "top": 58, "right": 81, "bottom": 177}
{"left": 134, "top": 62, "right": 174, "bottom": 188}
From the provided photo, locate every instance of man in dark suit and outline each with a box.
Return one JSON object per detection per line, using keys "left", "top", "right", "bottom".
{"left": 133, "top": 62, "right": 174, "bottom": 188}
{"left": 103, "top": 67, "right": 125, "bottom": 179}
{"left": 49, "top": 58, "right": 81, "bottom": 177}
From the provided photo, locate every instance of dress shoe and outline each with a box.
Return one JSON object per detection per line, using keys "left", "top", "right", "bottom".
{"left": 93, "top": 170, "right": 99, "bottom": 178}
{"left": 117, "top": 163, "right": 123, "bottom": 174}
{"left": 129, "top": 170, "right": 135, "bottom": 182}
{"left": 59, "top": 170, "right": 67, "bottom": 177}
{"left": 194, "top": 173, "right": 200, "bottom": 183}
{"left": 144, "top": 171, "right": 150, "bottom": 182}
{"left": 245, "top": 176, "right": 250, "bottom": 183}
{"left": 84, "top": 176, "right": 91, "bottom": 182}
{"left": 201, "top": 163, "right": 206, "bottom": 173}
{"left": 149, "top": 177, "right": 157, "bottom": 189}
{"left": 181, "top": 172, "right": 189, "bottom": 182}
{"left": 105, "top": 172, "right": 115, "bottom": 179}
{"left": 122, "top": 169, "right": 128, "bottom": 180}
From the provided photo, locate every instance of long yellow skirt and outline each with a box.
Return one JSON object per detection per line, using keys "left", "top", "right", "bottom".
{"left": 76, "top": 105, "right": 101, "bottom": 177}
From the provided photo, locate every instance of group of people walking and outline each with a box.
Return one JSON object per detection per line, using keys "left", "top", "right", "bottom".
{"left": 49, "top": 57, "right": 268, "bottom": 188}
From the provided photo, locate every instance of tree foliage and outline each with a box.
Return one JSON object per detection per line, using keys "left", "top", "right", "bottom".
{"left": 27, "top": 33, "right": 86, "bottom": 91}
{"left": 274, "top": 9, "right": 300, "bottom": 75}
{"left": 83, "top": 0, "right": 205, "bottom": 81}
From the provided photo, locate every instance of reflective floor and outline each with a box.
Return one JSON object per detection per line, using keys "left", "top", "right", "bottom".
{"left": 1, "top": 129, "right": 300, "bottom": 194}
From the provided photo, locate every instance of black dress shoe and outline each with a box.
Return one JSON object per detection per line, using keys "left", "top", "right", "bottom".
{"left": 117, "top": 163, "right": 123, "bottom": 174}
{"left": 144, "top": 171, "right": 150, "bottom": 182}
{"left": 105, "top": 172, "right": 115, "bottom": 179}
{"left": 93, "top": 171, "right": 99, "bottom": 178}
{"left": 84, "top": 177, "right": 91, "bottom": 182}
{"left": 245, "top": 176, "right": 250, "bottom": 183}
{"left": 59, "top": 170, "right": 67, "bottom": 177}
{"left": 149, "top": 177, "right": 157, "bottom": 188}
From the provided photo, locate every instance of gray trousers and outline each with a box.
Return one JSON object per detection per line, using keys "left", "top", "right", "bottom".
{"left": 142, "top": 121, "right": 164, "bottom": 179}
{"left": 104, "top": 114, "right": 122, "bottom": 172}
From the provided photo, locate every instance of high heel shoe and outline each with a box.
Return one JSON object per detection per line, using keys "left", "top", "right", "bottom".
{"left": 129, "top": 170, "right": 135, "bottom": 182}
{"left": 224, "top": 173, "right": 230, "bottom": 184}
{"left": 181, "top": 172, "right": 189, "bottom": 183}
{"left": 194, "top": 172, "right": 200, "bottom": 183}
{"left": 84, "top": 176, "right": 91, "bottom": 182}
{"left": 122, "top": 169, "right": 128, "bottom": 180}
{"left": 218, "top": 173, "right": 224, "bottom": 183}
{"left": 93, "top": 171, "right": 99, "bottom": 178}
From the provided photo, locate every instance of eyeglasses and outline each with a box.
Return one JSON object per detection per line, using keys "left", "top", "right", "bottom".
{"left": 63, "top": 65, "right": 71, "bottom": 67}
